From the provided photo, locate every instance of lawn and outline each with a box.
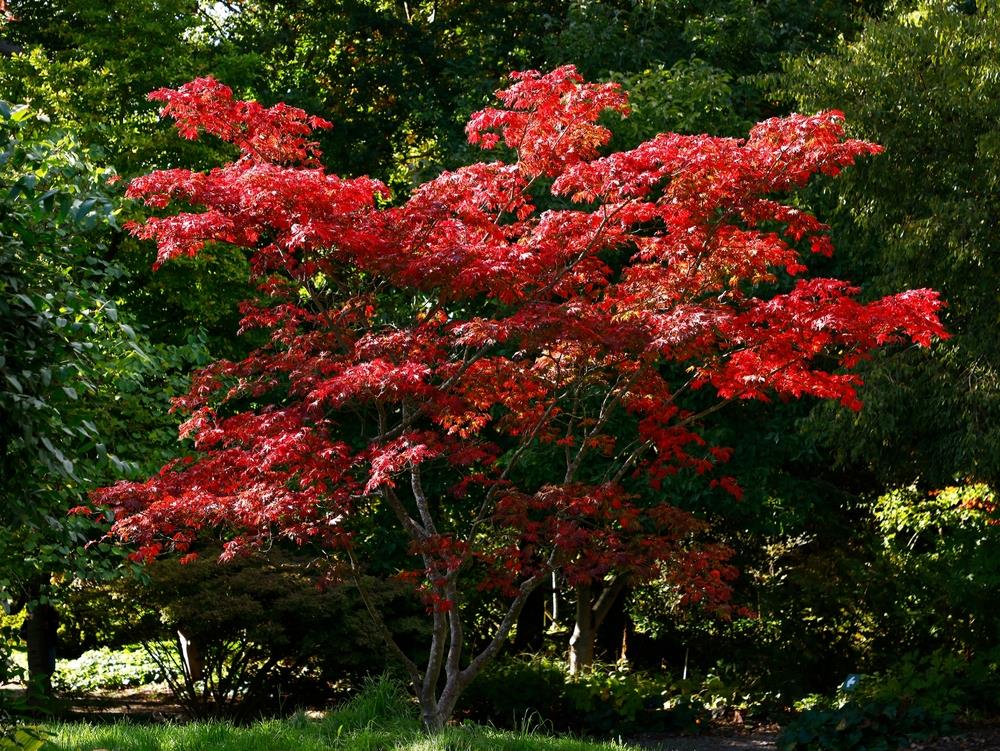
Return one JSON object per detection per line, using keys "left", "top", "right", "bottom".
{"left": 45, "top": 680, "right": 637, "bottom": 751}
{"left": 48, "top": 721, "right": 637, "bottom": 751}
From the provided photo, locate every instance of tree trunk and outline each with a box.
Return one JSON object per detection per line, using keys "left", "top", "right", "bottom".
{"left": 359, "top": 565, "right": 549, "bottom": 733}
{"left": 419, "top": 683, "right": 462, "bottom": 734}
{"left": 511, "top": 583, "right": 547, "bottom": 652}
{"left": 23, "top": 599, "right": 57, "bottom": 706}
{"left": 567, "top": 576, "right": 628, "bottom": 675}
{"left": 568, "top": 583, "right": 595, "bottom": 675}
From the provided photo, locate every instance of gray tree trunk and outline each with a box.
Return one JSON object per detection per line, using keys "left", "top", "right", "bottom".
{"left": 567, "top": 576, "right": 627, "bottom": 675}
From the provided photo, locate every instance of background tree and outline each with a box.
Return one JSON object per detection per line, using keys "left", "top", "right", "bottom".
{"left": 0, "top": 0, "right": 254, "bottom": 173}
{"left": 0, "top": 102, "right": 144, "bottom": 701}
{"left": 779, "top": 0, "right": 1000, "bottom": 487}
{"left": 223, "top": 0, "right": 565, "bottom": 187}
{"left": 0, "top": 0, "right": 257, "bottom": 362}
{"left": 546, "top": 0, "right": 888, "bottom": 133}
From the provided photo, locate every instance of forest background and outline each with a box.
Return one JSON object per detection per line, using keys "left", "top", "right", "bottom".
{"left": 0, "top": 0, "right": 998, "bottom": 747}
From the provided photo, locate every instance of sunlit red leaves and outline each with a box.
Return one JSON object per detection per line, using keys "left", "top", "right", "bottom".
{"left": 98, "top": 67, "right": 946, "bottom": 619}
{"left": 148, "top": 76, "right": 332, "bottom": 165}
{"left": 467, "top": 66, "right": 629, "bottom": 177}
{"left": 308, "top": 359, "right": 432, "bottom": 408}
{"left": 365, "top": 433, "right": 442, "bottom": 493}
{"left": 704, "top": 279, "right": 948, "bottom": 409}
{"left": 126, "top": 160, "right": 387, "bottom": 270}
{"left": 92, "top": 406, "right": 359, "bottom": 561}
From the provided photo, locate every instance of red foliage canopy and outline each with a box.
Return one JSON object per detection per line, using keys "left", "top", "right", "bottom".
{"left": 94, "top": 66, "right": 946, "bottom": 644}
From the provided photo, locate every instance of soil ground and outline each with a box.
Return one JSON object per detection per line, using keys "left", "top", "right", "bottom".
{"left": 632, "top": 729, "right": 777, "bottom": 750}
{"left": 635, "top": 719, "right": 1000, "bottom": 751}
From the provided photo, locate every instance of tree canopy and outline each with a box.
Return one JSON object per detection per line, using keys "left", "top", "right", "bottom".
{"left": 92, "top": 68, "right": 944, "bottom": 729}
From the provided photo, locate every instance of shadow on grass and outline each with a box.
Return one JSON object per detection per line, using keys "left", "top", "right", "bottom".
{"left": 47, "top": 677, "right": 636, "bottom": 751}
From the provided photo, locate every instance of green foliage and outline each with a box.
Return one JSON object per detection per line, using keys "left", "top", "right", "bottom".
{"left": 0, "top": 102, "right": 132, "bottom": 490}
{"left": 2, "top": 0, "right": 258, "bottom": 362}
{"left": 1, "top": 0, "right": 254, "bottom": 173}
{"left": 870, "top": 484, "right": 1000, "bottom": 655}
{"left": 776, "top": 648, "right": 1000, "bottom": 751}
{"left": 779, "top": 700, "right": 942, "bottom": 751}
{"left": 0, "top": 100, "right": 151, "bottom": 705}
{"left": 0, "top": 725, "right": 49, "bottom": 751}
{"left": 462, "top": 657, "right": 658, "bottom": 734}
{"left": 461, "top": 656, "right": 771, "bottom": 735}
{"left": 0, "top": 616, "right": 25, "bottom": 687}
{"left": 53, "top": 578, "right": 157, "bottom": 655}
{"left": 53, "top": 645, "right": 168, "bottom": 693}
{"left": 221, "top": 0, "right": 561, "bottom": 188}
{"left": 607, "top": 60, "right": 749, "bottom": 146}
{"left": 780, "top": 1, "right": 1000, "bottom": 486}
{"left": 548, "top": 0, "right": 882, "bottom": 121}
{"left": 110, "top": 550, "right": 425, "bottom": 719}
{"left": 629, "top": 466, "right": 882, "bottom": 698}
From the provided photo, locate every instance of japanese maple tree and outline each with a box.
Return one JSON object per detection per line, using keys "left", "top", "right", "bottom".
{"left": 92, "top": 67, "right": 946, "bottom": 730}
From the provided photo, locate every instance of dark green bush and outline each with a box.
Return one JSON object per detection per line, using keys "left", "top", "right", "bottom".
{"left": 131, "top": 551, "right": 425, "bottom": 719}
{"left": 778, "top": 648, "right": 1000, "bottom": 751}
{"left": 779, "top": 700, "right": 944, "bottom": 751}
{"left": 461, "top": 656, "right": 745, "bottom": 735}
{"left": 55, "top": 580, "right": 160, "bottom": 656}
{"left": 56, "top": 549, "right": 424, "bottom": 719}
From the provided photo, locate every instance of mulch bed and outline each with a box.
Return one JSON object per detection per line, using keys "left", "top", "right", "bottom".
{"left": 59, "top": 687, "right": 185, "bottom": 722}
{"left": 906, "top": 719, "right": 1000, "bottom": 750}
{"left": 632, "top": 729, "right": 777, "bottom": 750}
{"left": 633, "top": 718, "right": 1000, "bottom": 751}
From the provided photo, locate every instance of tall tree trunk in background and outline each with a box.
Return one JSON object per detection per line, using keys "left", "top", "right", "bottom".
{"left": 22, "top": 580, "right": 57, "bottom": 707}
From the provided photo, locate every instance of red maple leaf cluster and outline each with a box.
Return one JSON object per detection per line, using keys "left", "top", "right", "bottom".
{"left": 92, "top": 68, "right": 945, "bottom": 701}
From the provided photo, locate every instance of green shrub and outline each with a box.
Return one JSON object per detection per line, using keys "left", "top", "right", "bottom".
{"left": 71, "top": 548, "right": 428, "bottom": 719}
{"left": 461, "top": 656, "right": 751, "bottom": 735}
{"left": 872, "top": 485, "right": 1000, "bottom": 658}
{"left": 563, "top": 665, "right": 679, "bottom": 734}
{"left": 777, "top": 650, "right": 999, "bottom": 751}
{"left": 779, "top": 700, "right": 943, "bottom": 751}
{"left": 461, "top": 656, "right": 568, "bottom": 728}
{"left": 53, "top": 645, "right": 169, "bottom": 694}
{"left": 55, "top": 580, "right": 160, "bottom": 655}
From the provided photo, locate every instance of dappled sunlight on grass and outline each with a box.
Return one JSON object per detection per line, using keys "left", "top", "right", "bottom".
{"left": 49, "top": 719, "right": 328, "bottom": 751}
{"left": 48, "top": 677, "right": 638, "bottom": 751}
{"left": 49, "top": 721, "right": 637, "bottom": 751}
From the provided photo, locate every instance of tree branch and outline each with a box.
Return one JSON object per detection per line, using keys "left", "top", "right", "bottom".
{"left": 348, "top": 554, "right": 422, "bottom": 690}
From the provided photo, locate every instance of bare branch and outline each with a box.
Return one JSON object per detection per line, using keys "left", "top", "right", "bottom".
{"left": 348, "top": 553, "right": 421, "bottom": 690}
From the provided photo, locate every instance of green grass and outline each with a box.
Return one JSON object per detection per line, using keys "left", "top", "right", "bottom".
{"left": 48, "top": 723, "right": 638, "bottom": 751}
{"left": 45, "top": 678, "right": 638, "bottom": 751}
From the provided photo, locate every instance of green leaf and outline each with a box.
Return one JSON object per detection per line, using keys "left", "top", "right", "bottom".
{"left": 74, "top": 197, "right": 98, "bottom": 222}
{"left": 4, "top": 374, "right": 23, "bottom": 393}
{"left": 10, "top": 105, "right": 33, "bottom": 124}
